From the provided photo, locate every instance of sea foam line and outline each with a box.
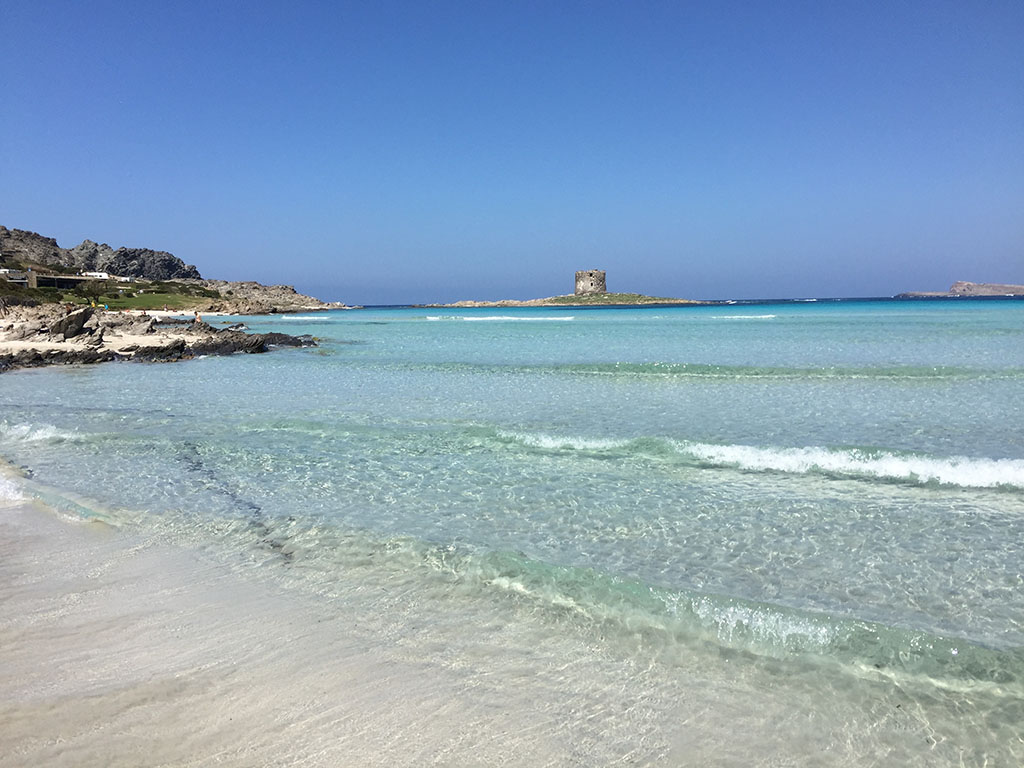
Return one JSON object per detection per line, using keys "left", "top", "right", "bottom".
{"left": 496, "top": 430, "right": 1024, "bottom": 489}
{"left": 426, "top": 315, "right": 575, "bottom": 322}
{"left": 677, "top": 442, "right": 1024, "bottom": 489}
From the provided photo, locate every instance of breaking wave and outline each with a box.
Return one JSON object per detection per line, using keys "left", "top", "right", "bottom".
{"left": 495, "top": 430, "right": 1024, "bottom": 489}
{"left": 425, "top": 315, "right": 575, "bottom": 322}
{"left": 0, "top": 422, "right": 81, "bottom": 445}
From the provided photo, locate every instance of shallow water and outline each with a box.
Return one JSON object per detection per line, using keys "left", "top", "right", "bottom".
{"left": 2, "top": 299, "right": 1023, "bottom": 765}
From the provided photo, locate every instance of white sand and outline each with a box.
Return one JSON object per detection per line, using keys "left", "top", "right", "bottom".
{"left": 0, "top": 498, "right": 684, "bottom": 767}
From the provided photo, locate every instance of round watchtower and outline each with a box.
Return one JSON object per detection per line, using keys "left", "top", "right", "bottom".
{"left": 575, "top": 269, "right": 606, "bottom": 296}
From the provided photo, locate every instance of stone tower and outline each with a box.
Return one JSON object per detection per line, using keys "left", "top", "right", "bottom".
{"left": 575, "top": 269, "right": 606, "bottom": 296}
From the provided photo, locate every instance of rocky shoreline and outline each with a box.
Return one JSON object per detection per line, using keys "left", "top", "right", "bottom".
{"left": 0, "top": 304, "right": 315, "bottom": 374}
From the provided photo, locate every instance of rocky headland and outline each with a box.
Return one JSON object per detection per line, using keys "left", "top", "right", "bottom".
{"left": 0, "top": 225, "right": 349, "bottom": 313}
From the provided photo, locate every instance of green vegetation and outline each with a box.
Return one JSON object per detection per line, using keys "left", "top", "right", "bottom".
{"left": 0, "top": 279, "right": 52, "bottom": 304}
{"left": 542, "top": 292, "right": 696, "bottom": 305}
{"left": 78, "top": 280, "right": 221, "bottom": 310}
{"left": 1, "top": 275, "right": 224, "bottom": 310}
{"left": 100, "top": 292, "right": 214, "bottom": 310}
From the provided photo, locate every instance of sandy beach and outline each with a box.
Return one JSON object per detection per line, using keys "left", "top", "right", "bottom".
{"left": 0, "top": 481, "right": 684, "bottom": 767}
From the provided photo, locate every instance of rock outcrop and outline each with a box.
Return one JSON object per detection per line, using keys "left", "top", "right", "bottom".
{"left": 0, "top": 227, "right": 64, "bottom": 265}
{"left": 1, "top": 226, "right": 201, "bottom": 280}
{"left": 198, "top": 280, "right": 340, "bottom": 313}
{"left": 0, "top": 305, "right": 317, "bottom": 373}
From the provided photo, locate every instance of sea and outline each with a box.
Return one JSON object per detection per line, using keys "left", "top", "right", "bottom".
{"left": 1, "top": 298, "right": 1022, "bottom": 766}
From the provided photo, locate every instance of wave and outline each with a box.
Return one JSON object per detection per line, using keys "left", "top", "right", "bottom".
{"left": 495, "top": 430, "right": 1024, "bottom": 489}
{"left": 425, "top": 315, "right": 575, "bottom": 322}
{"left": 709, "top": 314, "right": 777, "bottom": 319}
{"left": 0, "top": 422, "right": 81, "bottom": 444}
{"left": 679, "top": 442, "right": 1024, "bottom": 489}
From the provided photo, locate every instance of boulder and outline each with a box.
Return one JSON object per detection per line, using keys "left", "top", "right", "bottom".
{"left": 49, "top": 307, "right": 94, "bottom": 339}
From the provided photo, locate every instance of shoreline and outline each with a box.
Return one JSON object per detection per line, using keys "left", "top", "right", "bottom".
{"left": 0, "top": 305, "right": 317, "bottom": 374}
{"left": 0, "top": 475, "right": 683, "bottom": 767}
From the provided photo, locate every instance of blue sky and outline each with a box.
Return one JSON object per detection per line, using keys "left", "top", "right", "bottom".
{"left": 3, "top": 1, "right": 1022, "bottom": 304}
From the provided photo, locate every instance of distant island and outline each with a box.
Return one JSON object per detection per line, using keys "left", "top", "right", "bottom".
{"left": 427, "top": 292, "right": 702, "bottom": 308}
{"left": 432, "top": 273, "right": 1024, "bottom": 307}
{"left": 426, "top": 268, "right": 701, "bottom": 307}
{"left": 897, "top": 281, "right": 1024, "bottom": 298}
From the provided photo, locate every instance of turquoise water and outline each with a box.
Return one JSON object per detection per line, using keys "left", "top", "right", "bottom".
{"left": 2, "top": 299, "right": 1023, "bottom": 764}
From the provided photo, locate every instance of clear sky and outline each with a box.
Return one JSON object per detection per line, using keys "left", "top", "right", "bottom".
{"left": 3, "top": 1, "right": 1022, "bottom": 304}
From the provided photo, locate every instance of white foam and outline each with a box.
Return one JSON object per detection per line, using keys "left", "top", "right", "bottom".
{"left": 676, "top": 441, "right": 1024, "bottom": 489}
{"left": 498, "top": 429, "right": 1024, "bottom": 489}
{"left": 709, "top": 314, "right": 777, "bottom": 320}
{"left": 0, "top": 474, "right": 26, "bottom": 503}
{"left": 274, "top": 315, "right": 323, "bottom": 321}
{"left": 0, "top": 422, "right": 78, "bottom": 444}
{"left": 426, "top": 315, "right": 575, "bottom": 322}
{"left": 497, "top": 430, "right": 629, "bottom": 451}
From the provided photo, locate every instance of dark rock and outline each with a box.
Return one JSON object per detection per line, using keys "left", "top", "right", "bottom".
{"left": 260, "top": 332, "right": 316, "bottom": 347}
{"left": 188, "top": 330, "right": 266, "bottom": 356}
{"left": 105, "top": 247, "right": 201, "bottom": 280}
{"left": 132, "top": 338, "right": 187, "bottom": 362}
{"left": 0, "top": 226, "right": 64, "bottom": 266}
{"left": 66, "top": 240, "right": 116, "bottom": 271}
{"left": 0, "top": 346, "right": 116, "bottom": 371}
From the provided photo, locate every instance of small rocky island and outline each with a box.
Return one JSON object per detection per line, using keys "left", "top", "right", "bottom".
{"left": 430, "top": 269, "right": 701, "bottom": 307}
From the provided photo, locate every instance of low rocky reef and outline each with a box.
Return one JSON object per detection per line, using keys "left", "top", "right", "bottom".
{"left": 0, "top": 305, "right": 315, "bottom": 374}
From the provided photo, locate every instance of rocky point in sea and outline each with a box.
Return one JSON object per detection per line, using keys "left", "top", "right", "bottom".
{"left": 0, "top": 303, "right": 316, "bottom": 374}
